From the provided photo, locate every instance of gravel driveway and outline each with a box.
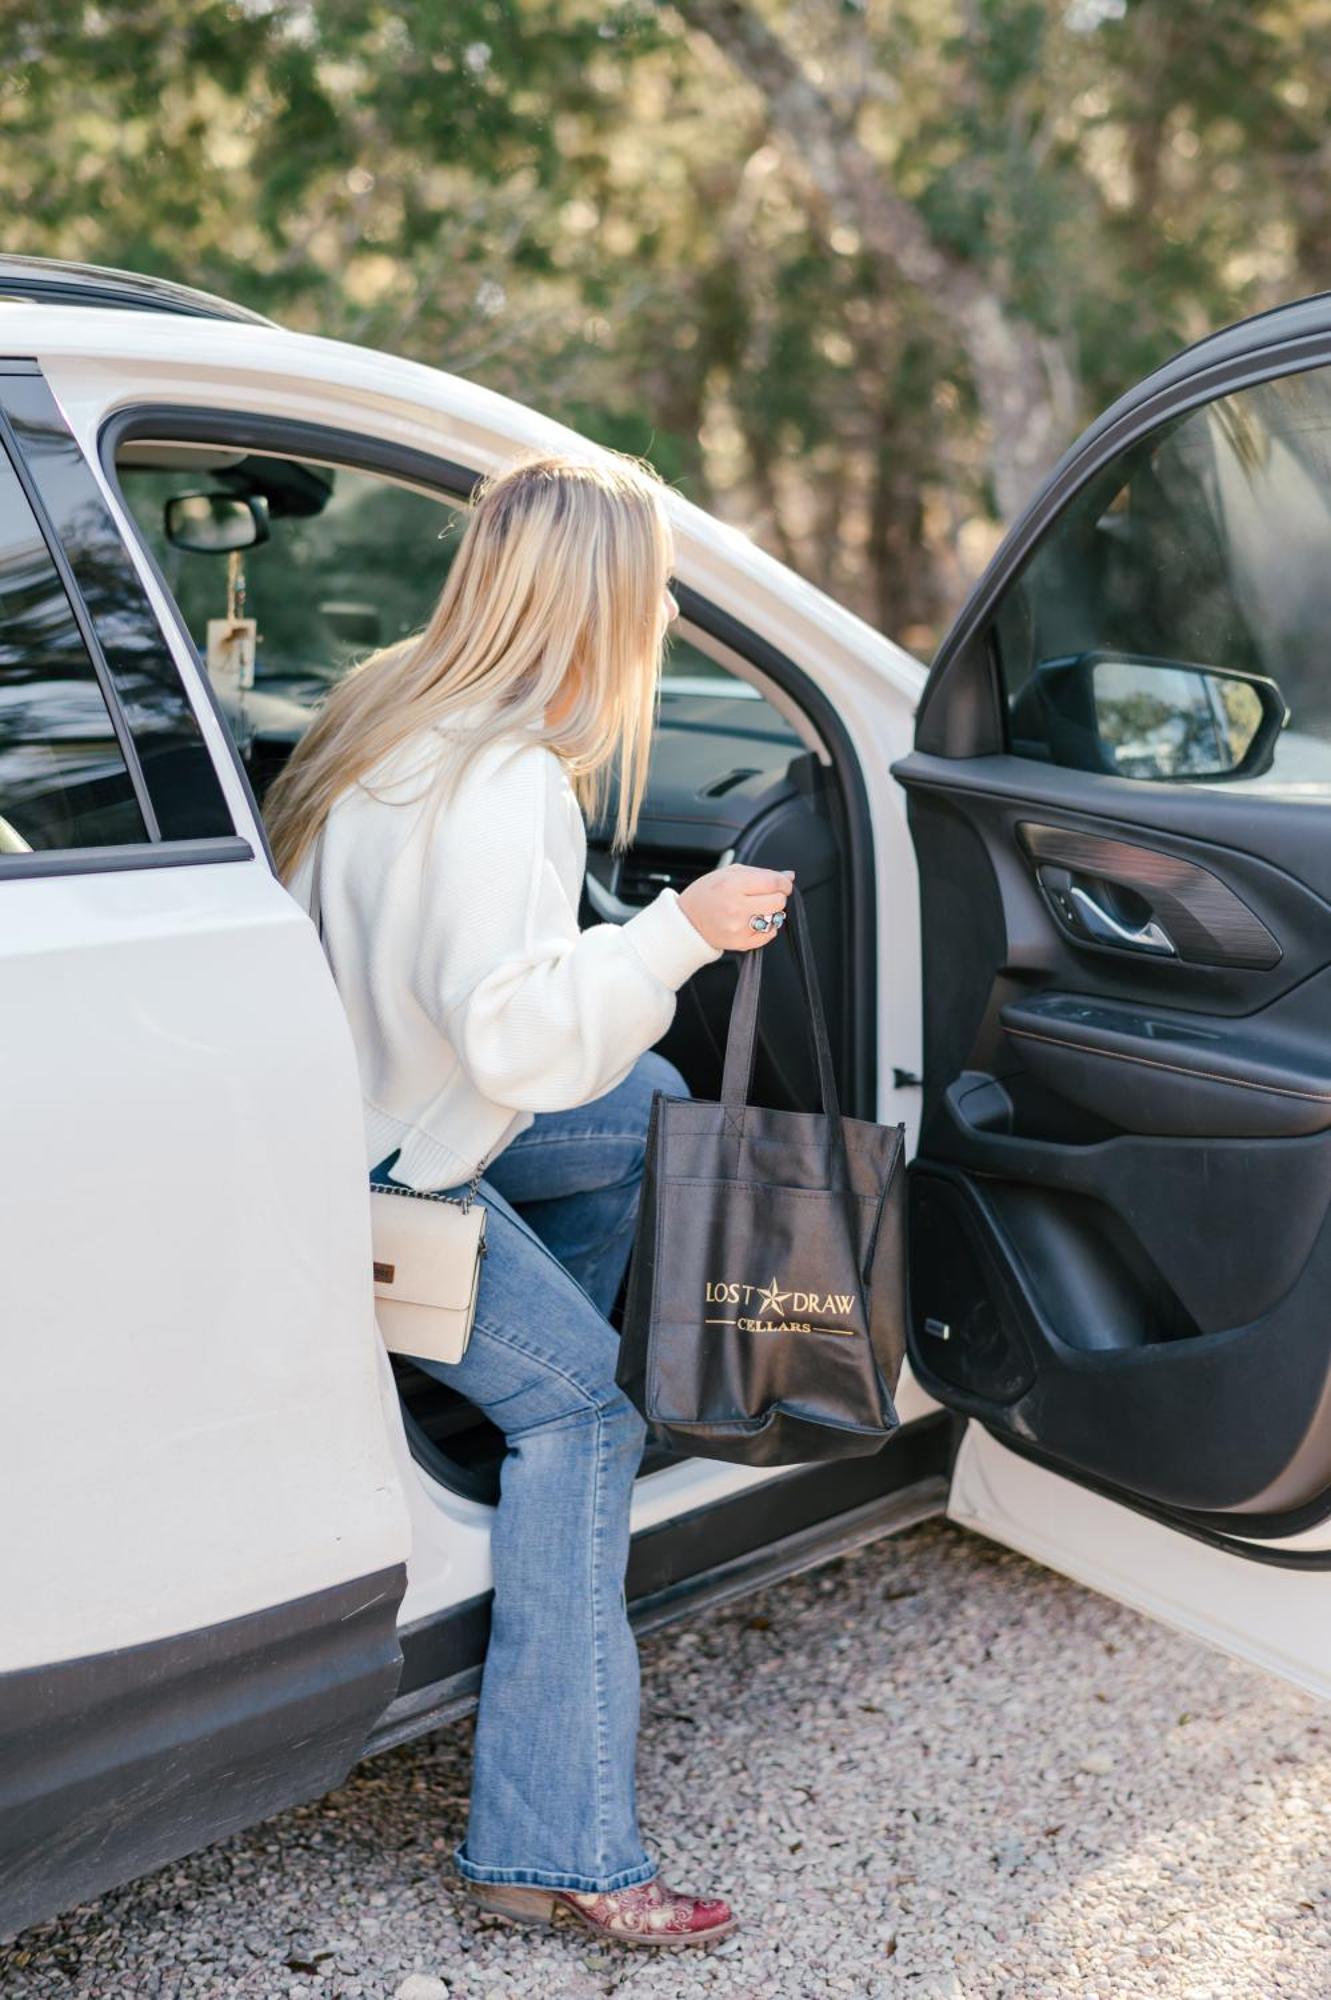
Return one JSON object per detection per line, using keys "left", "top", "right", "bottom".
{"left": 4, "top": 1517, "right": 1331, "bottom": 1999}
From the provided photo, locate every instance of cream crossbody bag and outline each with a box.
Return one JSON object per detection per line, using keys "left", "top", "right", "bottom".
{"left": 307, "top": 823, "right": 486, "bottom": 1367}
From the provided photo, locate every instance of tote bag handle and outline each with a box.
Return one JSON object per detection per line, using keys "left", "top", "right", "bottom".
{"left": 718, "top": 885, "right": 853, "bottom": 1185}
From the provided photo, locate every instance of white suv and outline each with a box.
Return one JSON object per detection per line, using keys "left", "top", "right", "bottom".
{"left": 6, "top": 254, "right": 1331, "bottom": 1939}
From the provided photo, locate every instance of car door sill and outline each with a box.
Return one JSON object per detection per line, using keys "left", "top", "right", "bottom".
{"left": 364, "top": 1439, "right": 952, "bottom": 1759}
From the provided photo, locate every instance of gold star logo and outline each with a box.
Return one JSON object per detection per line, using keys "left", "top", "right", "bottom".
{"left": 755, "top": 1277, "right": 791, "bottom": 1317}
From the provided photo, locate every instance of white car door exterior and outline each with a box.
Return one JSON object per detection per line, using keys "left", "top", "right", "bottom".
{"left": 0, "top": 363, "right": 411, "bottom": 1936}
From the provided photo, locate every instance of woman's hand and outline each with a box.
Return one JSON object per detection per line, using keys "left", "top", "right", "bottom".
{"left": 677, "top": 863, "right": 795, "bottom": 953}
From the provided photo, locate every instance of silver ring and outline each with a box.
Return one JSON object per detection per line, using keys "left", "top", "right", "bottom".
{"left": 749, "top": 913, "right": 771, "bottom": 934}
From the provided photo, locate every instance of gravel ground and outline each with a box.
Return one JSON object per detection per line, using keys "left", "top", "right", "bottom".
{"left": 5, "top": 1517, "right": 1331, "bottom": 1999}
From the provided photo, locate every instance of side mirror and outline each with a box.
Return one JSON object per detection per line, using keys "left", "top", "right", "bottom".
{"left": 1016, "top": 651, "right": 1289, "bottom": 781}
{"left": 164, "top": 492, "right": 269, "bottom": 554}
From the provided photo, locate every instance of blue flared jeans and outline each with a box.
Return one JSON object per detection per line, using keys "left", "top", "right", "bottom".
{"left": 370, "top": 1048, "right": 685, "bottom": 1893}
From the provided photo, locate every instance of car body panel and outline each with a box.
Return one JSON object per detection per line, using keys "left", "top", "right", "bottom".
{"left": 1, "top": 852, "right": 411, "bottom": 1670}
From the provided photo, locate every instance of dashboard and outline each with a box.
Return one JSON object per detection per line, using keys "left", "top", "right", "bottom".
{"left": 586, "top": 675, "right": 812, "bottom": 908}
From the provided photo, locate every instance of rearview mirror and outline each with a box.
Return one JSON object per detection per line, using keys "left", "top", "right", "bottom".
{"left": 1018, "top": 652, "right": 1289, "bottom": 781}
{"left": 164, "top": 492, "right": 269, "bottom": 554}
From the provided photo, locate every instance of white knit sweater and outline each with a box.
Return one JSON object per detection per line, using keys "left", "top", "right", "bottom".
{"left": 288, "top": 714, "right": 723, "bottom": 1191}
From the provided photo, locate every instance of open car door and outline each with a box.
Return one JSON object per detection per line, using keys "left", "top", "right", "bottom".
{"left": 895, "top": 299, "right": 1331, "bottom": 1701}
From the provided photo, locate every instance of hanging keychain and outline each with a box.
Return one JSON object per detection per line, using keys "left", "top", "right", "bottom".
{"left": 206, "top": 547, "right": 257, "bottom": 756}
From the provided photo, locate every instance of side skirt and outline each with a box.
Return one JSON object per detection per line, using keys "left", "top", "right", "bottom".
{"left": 0, "top": 1566, "right": 405, "bottom": 1942}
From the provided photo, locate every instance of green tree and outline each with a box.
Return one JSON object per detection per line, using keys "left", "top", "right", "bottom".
{"left": 5, "top": 0, "right": 1331, "bottom": 649}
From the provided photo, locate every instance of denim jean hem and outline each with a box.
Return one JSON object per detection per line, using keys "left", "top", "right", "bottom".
{"left": 453, "top": 1844, "right": 658, "bottom": 1894}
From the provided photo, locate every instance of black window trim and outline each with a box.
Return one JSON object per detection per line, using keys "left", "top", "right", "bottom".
{"left": 0, "top": 836, "right": 255, "bottom": 880}
{"left": 0, "top": 401, "right": 162, "bottom": 844}
{"left": 99, "top": 403, "right": 878, "bottom": 1119}
{"left": 0, "top": 366, "right": 259, "bottom": 882}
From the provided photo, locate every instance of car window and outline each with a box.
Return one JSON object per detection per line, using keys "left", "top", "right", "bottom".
{"left": 0, "top": 436, "right": 148, "bottom": 855}
{"left": 3, "top": 376, "right": 234, "bottom": 842}
{"left": 993, "top": 367, "right": 1331, "bottom": 794}
{"left": 116, "top": 450, "right": 467, "bottom": 804}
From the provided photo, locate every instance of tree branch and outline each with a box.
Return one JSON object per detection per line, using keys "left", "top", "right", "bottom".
{"left": 670, "top": 0, "right": 1065, "bottom": 520}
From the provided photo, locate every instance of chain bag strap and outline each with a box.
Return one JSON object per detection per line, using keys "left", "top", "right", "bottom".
{"left": 308, "top": 821, "right": 486, "bottom": 1366}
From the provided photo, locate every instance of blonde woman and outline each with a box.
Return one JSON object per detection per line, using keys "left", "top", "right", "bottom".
{"left": 267, "top": 451, "right": 793, "bottom": 1949}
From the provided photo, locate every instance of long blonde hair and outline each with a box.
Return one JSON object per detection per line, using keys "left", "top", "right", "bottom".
{"left": 265, "top": 447, "right": 675, "bottom": 881}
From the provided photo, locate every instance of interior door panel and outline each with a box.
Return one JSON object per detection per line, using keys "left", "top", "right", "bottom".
{"left": 998, "top": 992, "right": 1331, "bottom": 1139}
{"left": 896, "top": 751, "right": 1331, "bottom": 1522}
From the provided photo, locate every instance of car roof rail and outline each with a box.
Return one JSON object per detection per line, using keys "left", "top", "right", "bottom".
{"left": 0, "top": 254, "right": 280, "bottom": 328}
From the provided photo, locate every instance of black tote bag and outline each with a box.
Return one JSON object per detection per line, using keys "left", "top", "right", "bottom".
{"left": 616, "top": 888, "right": 906, "bottom": 1465}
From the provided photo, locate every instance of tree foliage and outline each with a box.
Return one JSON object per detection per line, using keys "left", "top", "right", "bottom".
{"left": 3, "top": 0, "right": 1331, "bottom": 647}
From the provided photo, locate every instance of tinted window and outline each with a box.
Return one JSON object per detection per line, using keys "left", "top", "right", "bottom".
{"left": 994, "top": 367, "right": 1331, "bottom": 794}
{"left": 4, "top": 376, "right": 234, "bottom": 840}
{"left": 0, "top": 439, "right": 147, "bottom": 853}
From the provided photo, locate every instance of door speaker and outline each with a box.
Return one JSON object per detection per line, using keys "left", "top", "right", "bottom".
{"left": 907, "top": 1169, "right": 1037, "bottom": 1406}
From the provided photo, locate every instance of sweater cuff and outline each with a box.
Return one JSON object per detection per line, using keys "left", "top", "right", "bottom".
{"left": 620, "top": 886, "right": 723, "bottom": 989}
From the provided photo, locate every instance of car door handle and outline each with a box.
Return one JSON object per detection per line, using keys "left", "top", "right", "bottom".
{"left": 1022, "top": 824, "right": 1281, "bottom": 969}
{"left": 1068, "top": 883, "right": 1176, "bottom": 956}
